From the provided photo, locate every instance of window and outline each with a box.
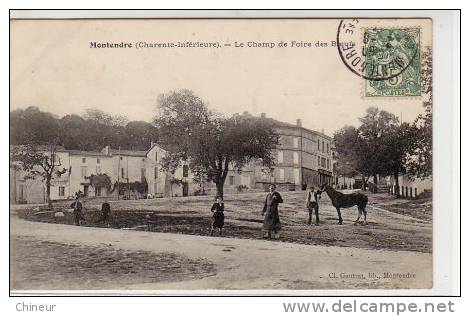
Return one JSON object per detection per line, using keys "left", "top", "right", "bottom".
{"left": 81, "top": 166, "right": 87, "bottom": 178}
{"left": 59, "top": 186, "right": 65, "bottom": 197}
{"left": 317, "top": 156, "right": 320, "bottom": 166}
{"left": 327, "top": 159, "right": 330, "bottom": 169}
{"left": 96, "top": 166, "right": 101, "bottom": 174}
{"left": 120, "top": 156, "right": 123, "bottom": 160}
{"left": 322, "top": 141, "right": 325, "bottom": 153}
{"left": 82, "top": 157, "right": 86, "bottom": 163}
{"left": 155, "top": 151, "right": 158, "bottom": 161}
{"left": 293, "top": 137, "right": 299, "bottom": 148}
{"left": 121, "top": 168, "right": 125, "bottom": 179}
{"left": 97, "top": 158, "right": 100, "bottom": 164}
{"left": 183, "top": 165, "right": 189, "bottom": 177}
{"left": 229, "top": 176, "right": 235, "bottom": 185}
{"left": 327, "top": 143, "right": 329, "bottom": 154}
{"left": 279, "top": 168, "right": 285, "bottom": 181}
{"left": 293, "top": 152, "right": 299, "bottom": 164}
{"left": 278, "top": 151, "right": 284, "bottom": 163}
{"left": 154, "top": 167, "right": 158, "bottom": 179}
{"left": 321, "top": 158, "right": 326, "bottom": 168}
{"left": 317, "top": 139, "right": 320, "bottom": 151}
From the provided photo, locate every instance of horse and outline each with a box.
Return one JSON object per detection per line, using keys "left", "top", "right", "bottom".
{"left": 319, "top": 184, "right": 368, "bottom": 225}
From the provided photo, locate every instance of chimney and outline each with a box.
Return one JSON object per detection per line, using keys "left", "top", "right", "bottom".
{"left": 296, "top": 119, "right": 302, "bottom": 127}
{"left": 243, "top": 111, "right": 249, "bottom": 116}
{"left": 260, "top": 112, "right": 266, "bottom": 118}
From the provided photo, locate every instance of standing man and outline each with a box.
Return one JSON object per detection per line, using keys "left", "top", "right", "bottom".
{"left": 262, "top": 184, "right": 283, "bottom": 239}
{"left": 70, "top": 196, "right": 84, "bottom": 226}
{"left": 306, "top": 186, "right": 321, "bottom": 225}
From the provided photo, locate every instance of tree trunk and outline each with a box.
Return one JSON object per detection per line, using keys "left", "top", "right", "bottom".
{"left": 372, "top": 174, "right": 378, "bottom": 193}
{"left": 45, "top": 177, "right": 52, "bottom": 209}
{"left": 216, "top": 181, "right": 224, "bottom": 200}
{"left": 361, "top": 175, "right": 366, "bottom": 191}
{"left": 394, "top": 171, "right": 400, "bottom": 197}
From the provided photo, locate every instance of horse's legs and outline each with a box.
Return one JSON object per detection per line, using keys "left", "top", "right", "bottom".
{"left": 362, "top": 208, "right": 368, "bottom": 225}
{"left": 354, "top": 208, "right": 362, "bottom": 225}
{"left": 336, "top": 207, "right": 343, "bottom": 225}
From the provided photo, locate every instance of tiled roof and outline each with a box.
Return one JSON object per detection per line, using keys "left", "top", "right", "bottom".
{"left": 68, "top": 150, "right": 111, "bottom": 157}
{"left": 108, "top": 148, "right": 148, "bottom": 157}
{"left": 238, "top": 113, "right": 332, "bottom": 140}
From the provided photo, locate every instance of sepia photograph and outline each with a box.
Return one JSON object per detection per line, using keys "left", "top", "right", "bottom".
{"left": 9, "top": 14, "right": 440, "bottom": 294}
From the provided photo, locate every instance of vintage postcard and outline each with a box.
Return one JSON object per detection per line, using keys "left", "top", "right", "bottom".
{"left": 10, "top": 15, "right": 436, "bottom": 294}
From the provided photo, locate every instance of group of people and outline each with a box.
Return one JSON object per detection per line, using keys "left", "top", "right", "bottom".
{"left": 210, "top": 184, "right": 322, "bottom": 239}
{"left": 69, "top": 196, "right": 111, "bottom": 226}
{"left": 69, "top": 184, "right": 322, "bottom": 240}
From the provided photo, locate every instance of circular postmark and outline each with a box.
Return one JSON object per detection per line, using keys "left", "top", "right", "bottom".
{"left": 336, "top": 19, "right": 419, "bottom": 82}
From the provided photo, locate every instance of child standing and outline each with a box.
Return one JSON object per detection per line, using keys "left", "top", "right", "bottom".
{"left": 210, "top": 196, "right": 225, "bottom": 236}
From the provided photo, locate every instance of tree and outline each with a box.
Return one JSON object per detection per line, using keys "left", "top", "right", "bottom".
{"left": 381, "top": 123, "right": 414, "bottom": 196}
{"left": 123, "top": 121, "right": 158, "bottom": 150}
{"left": 334, "top": 126, "right": 372, "bottom": 190}
{"left": 154, "top": 90, "right": 279, "bottom": 199}
{"left": 406, "top": 46, "right": 432, "bottom": 179}
{"left": 334, "top": 108, "right": 414, "bottom": 195}
{"left": 10, "top": 106, "right": 61, "bottom": 145}
{"left": 10, "top": 144, "right": 67, "bottom": 207}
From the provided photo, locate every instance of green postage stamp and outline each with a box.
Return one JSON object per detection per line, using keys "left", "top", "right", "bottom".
{"left": 363, "top": 28, "right": 421, "bottom": 97}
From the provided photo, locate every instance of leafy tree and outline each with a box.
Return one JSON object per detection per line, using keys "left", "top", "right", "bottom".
{"left": 10, "top": 106, "right": 61, "bottom": 145}
{"left": 154, "top": 90, "right": 279, "bottom": 199}
{"left": 10, "top": 144, "right": 67, "bottom": 207}
{"left": 334, "top": 108, "right": 414, "bottom": 195}
{"left": 358, "top": 107, "right": 400, "bottom": 184}
{"left": 334, "top": 126, "right": 373, "bottom": 189}
{"left": 123, "top": 121, "right": 158, "bottom": 150}
{"left": 381, "top": 123, "right": 414, "bottom": 196}
{"left": 407, "top": 46, "right": 432, "bottom": 179}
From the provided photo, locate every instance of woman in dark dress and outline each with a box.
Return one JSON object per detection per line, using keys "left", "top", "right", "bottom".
{"left": 262, "top": 184, "right": 283, "bottom": 239}
{"left": 210, "top": 196, "right": 225, "bottom": 236}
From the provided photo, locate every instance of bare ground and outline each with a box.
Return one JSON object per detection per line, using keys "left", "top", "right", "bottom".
{"left": 10, "top": 191, "right": 433, "bottom": 291}
{"left": 10, "top": 236, "right": 216, "bottom": 290}
{"left": 15, "top": 191, "right": 432, "bottom": 253}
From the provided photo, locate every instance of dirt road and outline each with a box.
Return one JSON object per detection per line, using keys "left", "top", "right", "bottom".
{"left": 10, "top": 215, "right": 432, "bottom": 292}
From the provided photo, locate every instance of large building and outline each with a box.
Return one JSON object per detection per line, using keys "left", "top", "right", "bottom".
{"left": 10, "top": 143, "right": 196, "bottom": 204}
{"left": 10, "top": 113, "right": 334, "bottom": 204}
{"left": 223, "top": 112, "right": 334, "bottom": 192}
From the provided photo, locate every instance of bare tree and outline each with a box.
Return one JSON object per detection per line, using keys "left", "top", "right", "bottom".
{"left": 10, "top": 144, "right": 67, "bottom": 207}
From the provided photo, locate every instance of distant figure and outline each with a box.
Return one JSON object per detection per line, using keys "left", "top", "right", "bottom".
{"left": 99, "top": 202, "right": 111, "bottom": 225}
{"left": 210, "top": 196, "right": 225, "bottom": 236}
{"left": 70, "top": 196, "right": 84, "bottom": 226}
{"left": 262, "top": 184, "right": 283, "bottom": 239}
{"left": 306, "top": 186, "right": 321, "bottom": 225}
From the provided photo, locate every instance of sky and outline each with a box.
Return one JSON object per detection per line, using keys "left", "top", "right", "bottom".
{"left": 10, "top": 19, "right": 431, "bottom": 136}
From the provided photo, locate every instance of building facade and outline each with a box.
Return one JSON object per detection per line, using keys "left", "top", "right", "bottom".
{"left": 10, "top": 143, "right": 196, "bottom": 204}
{"left": 10, "top": 114, "right": 334, "bottom": 204}
{"left": 222, "top": 113, "right": 334, "bottom": 192}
